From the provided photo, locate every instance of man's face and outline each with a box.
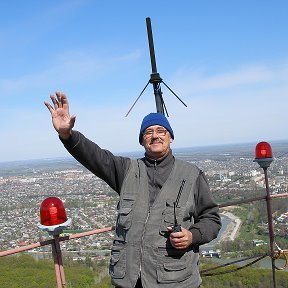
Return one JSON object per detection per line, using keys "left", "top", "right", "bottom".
{"left": 141, "top": 125, "right": 173, "bottom": 159}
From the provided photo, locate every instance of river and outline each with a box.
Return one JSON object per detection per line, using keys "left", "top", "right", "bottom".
{"left": 201, "top": 215, "right": 288, "bottom": 271}
{"left": 201, "top": 214, "right": 231, "bottom": 251}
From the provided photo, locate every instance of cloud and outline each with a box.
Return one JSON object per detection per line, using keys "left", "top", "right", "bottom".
{"left": 0, "top": 49, "right": 142, "bottom": 98}
{"left": 150, "top": 62, "right": 288, "bottom": 148}
{"left": 170, "top": 62, "right": 288, "bottom": 97}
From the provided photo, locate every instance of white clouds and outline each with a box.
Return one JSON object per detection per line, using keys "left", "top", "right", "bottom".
{"left": 164, "top": 62, "right": 288, "bottom": 148}
{"left": 0, "top": 49, "right": 142, "bottom": 98}
{"left": 170, "top": 62, "right": 288, "bottom": 97}
{"left": 53, "top": 49, "right": 142, "bottom": 76}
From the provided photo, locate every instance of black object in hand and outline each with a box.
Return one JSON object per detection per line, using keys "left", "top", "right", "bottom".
{"left": 172, "top": 201, "right": 182, "bottom": 232}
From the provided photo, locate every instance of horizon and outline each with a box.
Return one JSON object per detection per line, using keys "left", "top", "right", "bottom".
{"left": 1, "top": 138, "right": 287, "bottom": 165}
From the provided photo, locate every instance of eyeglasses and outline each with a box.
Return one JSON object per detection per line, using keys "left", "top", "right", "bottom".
{"left": 143, "top": 127, "right": 167, "bottom": 138}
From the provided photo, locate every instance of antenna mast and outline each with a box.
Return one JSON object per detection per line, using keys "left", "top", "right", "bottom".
{"left": 146, "top": 17, "right": 164, "bottom": 114}
{"left": 125, "top": 17, "right": 187, "bottom": 117}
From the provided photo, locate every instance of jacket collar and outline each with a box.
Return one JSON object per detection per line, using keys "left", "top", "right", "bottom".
{"left": 143, "top": 149, "right": 174, "bottom": 167}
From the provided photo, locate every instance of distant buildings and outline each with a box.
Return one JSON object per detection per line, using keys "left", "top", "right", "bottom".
{"left": 0, "top": 147, "right": 287, "bottom": 254}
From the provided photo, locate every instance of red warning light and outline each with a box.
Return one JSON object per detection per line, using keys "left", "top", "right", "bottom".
{"left": 40, "top": 197, "right": 67, "bottom": 226}
{"left": 254, "top": 141, "right": 273, "bottom": 169}
{"left": 255, "top": 142, "right": 273, "bottom": 159}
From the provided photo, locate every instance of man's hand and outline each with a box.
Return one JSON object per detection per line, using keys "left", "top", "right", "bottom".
{"left": 167, "top": 226, "right": 193, "bottom": 250}
{"left": 44, "top": 91, "right": 76, "bottom": 139}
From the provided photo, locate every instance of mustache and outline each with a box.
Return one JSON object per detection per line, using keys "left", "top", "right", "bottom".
{"left": 149, "top": 137, "right": 164, "bottom": 144}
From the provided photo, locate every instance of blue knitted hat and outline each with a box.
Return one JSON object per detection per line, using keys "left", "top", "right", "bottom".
{"left": 139, "top": 113, "right": 174, "bottom": 144}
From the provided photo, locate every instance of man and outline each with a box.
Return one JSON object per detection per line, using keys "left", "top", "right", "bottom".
{"left": 45, "top": 91, "right": 221, "bottom": 288}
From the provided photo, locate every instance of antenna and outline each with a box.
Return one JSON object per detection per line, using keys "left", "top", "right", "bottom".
{"left": 125, "top": 17, "right": 187, "bottom": 117}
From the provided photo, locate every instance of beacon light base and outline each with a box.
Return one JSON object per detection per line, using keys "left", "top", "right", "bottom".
{"left": 37, "top": 218, "right": 72, "bottom": 236}
{"left": 253, "top": 157, "right": 273, "bottom": 169}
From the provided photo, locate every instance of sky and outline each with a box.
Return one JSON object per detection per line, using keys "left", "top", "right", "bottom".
{"left": 0, "top": 0, "right": 287, "bottom": 162}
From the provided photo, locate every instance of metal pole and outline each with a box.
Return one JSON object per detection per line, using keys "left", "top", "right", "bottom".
{"left": 146, "top": 17, "right": 157, "bottom": 74}
{"left": 54, "top": 235, "right": 67, "bottom": 287}
{"left": 52, "top": 237, "right": 64, "bottom": 288}
{"left": 263, "top": 167, "right": 277, "bottom": 287}
{"left": 152, "top": 83, "right": 164, "bottom": 114}
{"left": 146, "top": 17, "right": 165, "bottom": 114}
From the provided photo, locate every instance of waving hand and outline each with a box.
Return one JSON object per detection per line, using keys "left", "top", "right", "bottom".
{"left": 44, "top": 91, "right": 76, "bottom": 139}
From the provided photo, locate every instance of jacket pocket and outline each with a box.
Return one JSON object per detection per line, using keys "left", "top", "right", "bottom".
{"left": 115, "top": 197, "right": 134, "bottom": 242}
{"left": 109, "top": 245, "right": 126, "bottom": 279}
{"left": 156, "top": 248, "right": 196, "bottom": 283}
{"left": 159, "top": 199, "right": 183, "bottom": 235}
{"left": 117, "top": 207, "right": 133, "bottom": 229}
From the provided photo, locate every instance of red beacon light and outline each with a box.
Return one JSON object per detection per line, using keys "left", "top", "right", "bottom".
{"left": 37, "top": 197, "right": 71, "bottom": 235}
{"left": 253, "top": 141, "right": 273, "bottom": 169}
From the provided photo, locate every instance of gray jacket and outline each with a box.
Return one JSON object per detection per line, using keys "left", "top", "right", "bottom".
{"left": 110, "top": 159, "right": 213, "bottom": 288}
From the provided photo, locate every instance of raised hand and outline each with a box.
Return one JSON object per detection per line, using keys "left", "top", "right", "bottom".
{"left": 44, "top": 91, "right": 76, "bottom": 139}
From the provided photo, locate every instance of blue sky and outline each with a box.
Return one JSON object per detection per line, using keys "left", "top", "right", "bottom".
{"left": 0, "top": 1, "right": 287, "bottom": 162}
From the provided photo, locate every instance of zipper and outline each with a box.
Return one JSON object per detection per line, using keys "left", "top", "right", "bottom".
{"left": 139, "top": 200, "right": 151, "bottom": 275}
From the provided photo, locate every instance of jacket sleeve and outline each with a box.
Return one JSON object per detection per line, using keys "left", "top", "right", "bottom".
{"left": 60, "top": 130, "right": 131, "bottom": 194}
{"left": 190, "top": 171, "right": 221, "bottom": 245}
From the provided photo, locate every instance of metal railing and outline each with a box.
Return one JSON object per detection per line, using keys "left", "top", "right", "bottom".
{"left": 0, "top": 226, "right": 114, "bottom": 287}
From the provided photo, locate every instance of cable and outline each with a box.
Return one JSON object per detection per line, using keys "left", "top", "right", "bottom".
{"left": 201, "top": 253, "right": 269, "bottom": 277}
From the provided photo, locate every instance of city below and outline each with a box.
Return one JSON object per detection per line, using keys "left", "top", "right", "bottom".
{"left": 1, "top": 140, "right": 288, "bottom": 261}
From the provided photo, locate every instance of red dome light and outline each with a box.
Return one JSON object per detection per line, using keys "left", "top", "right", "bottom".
{"left": 255, "top": 142, "right": 273, "bottom": 159}
{"left": 40, "top": 197, "right": 68, "bottom": 226}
